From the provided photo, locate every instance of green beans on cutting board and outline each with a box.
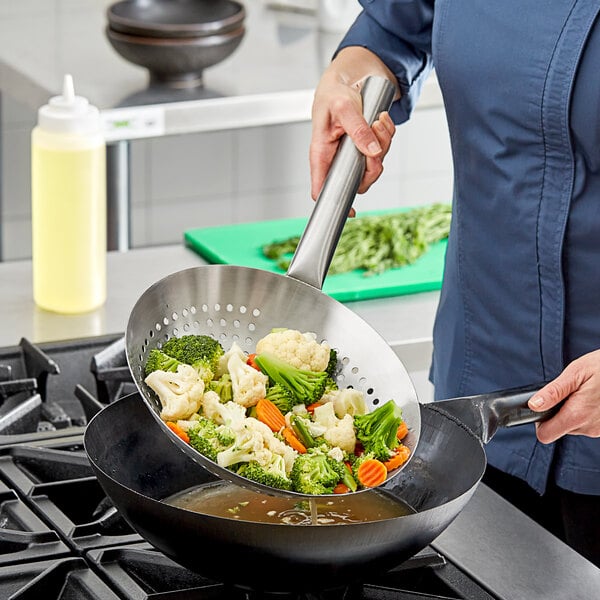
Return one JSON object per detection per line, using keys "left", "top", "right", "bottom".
{"left": 262, "top": 204, "right": 452, "bottom": 277}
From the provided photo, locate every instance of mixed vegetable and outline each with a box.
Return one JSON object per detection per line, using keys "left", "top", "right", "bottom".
{"left": 144, "top": 329, "right": 411, "bottom": 495}
{"left": 263, "top": 203, "right": 452, "bottom": 277}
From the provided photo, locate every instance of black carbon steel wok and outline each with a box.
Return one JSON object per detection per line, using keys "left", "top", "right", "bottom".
{"left": 84, "top": 386, "right": 553, "bottom": 592}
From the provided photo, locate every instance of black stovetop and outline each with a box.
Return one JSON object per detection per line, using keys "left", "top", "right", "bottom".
{"left": 0, "top": 335, "right": 500, "bottom": 599}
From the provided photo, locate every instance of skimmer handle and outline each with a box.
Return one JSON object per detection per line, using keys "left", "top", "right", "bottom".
{"left": 286, "top": 76, "right": 396, "bottom": 289}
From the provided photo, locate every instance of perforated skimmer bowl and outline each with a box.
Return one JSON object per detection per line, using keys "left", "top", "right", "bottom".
{"left": 126, "top": 77, "right": 421, "bottom": 497}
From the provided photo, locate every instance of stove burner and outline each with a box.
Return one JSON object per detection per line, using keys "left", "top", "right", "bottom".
{"left": 0, "top": 487, "right": 69, "bottom": 566}
{"left": 90, "top": 336, "right": 136, "bottom": 404}
{"left": 0, "top": 334, "right": 131, "bottom": 445}
{"left": 0, "top": 557, "right": 121, "bottom": 599}
{"left": 0, "top": 334, "right": 500, "bottom": 600}
{"left": 84, "top": 544, "right": 490, "bottom": 600}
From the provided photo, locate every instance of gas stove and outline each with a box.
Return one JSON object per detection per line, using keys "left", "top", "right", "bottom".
{"left": 0, "top": 334, "right": 593, "bottom": 599}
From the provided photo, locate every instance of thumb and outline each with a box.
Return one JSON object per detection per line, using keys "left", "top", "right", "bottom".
{"left": 528, "top": 376, "right": 574, "bottom": 412}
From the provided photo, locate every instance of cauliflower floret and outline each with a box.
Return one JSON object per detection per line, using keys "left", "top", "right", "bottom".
{"left": 217, "top": 417, "right": 273, "bottom": 469}
{"left": 291, "top": 404, "right": 309, "bottom": 417}
{"left": 255, "top": 329, "right": 330, "bottom": 372}
{"left": 285, "top": 410, "right": 327, "bottom": 440}
{"left": 323, "top": 388, "right": 368, "bottom": 418}
{"left": 175, "top": 413, "right": 200, "bottom": 431}
{"left": 215, "top": 341, "right": 247, "bottom": 377}
{"left": 327, "top": 446, "right": 345, "bottom": 462}
{"left": 313, "top": 402, "right": 356, "bottom": 454}
{"left": 200, "top": 390, "right": 224, "bottom": 422}
{"left": 323, "top": 414, "right": 356, "bottom": 454}
{"left": 243, "top": 418, "right": 297, "bottom": 474}
{"left": 145, "top": 364, "right": 204, "bottom": 421}
{"left": 202, "top": 396, "right": 247, "bottom": 428}
{"left": 263, "top": 429, "right": 298, "bottom": 474}
{"left": 227, "top": 353, "right": 268, "bottom": 408}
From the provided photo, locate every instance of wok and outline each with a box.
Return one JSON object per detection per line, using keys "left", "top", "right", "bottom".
{"left": 84, "top": 386, "right": 552, "bottom": 592}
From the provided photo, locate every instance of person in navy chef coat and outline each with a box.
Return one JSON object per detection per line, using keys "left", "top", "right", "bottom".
{"left": 309, "top": 1, "right": 600, "bottom": 566}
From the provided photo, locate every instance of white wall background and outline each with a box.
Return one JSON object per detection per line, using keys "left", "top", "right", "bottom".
{"left": 1, "top": 93, "right": 453, "bottom": 261}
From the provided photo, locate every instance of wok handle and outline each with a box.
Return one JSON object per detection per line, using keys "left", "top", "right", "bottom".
{"left": 286, "top": 76, "right": 396, "bottom": 289}
{"left": 437, "top": 384, "right": 560, "bottom": 443}
{"left": 479, "top": 384, "right": 559, "bottom": 429}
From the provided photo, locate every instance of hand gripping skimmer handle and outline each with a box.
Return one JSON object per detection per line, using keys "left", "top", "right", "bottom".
{"left": 286, "top": 76, "right": 396, "bottom": 289}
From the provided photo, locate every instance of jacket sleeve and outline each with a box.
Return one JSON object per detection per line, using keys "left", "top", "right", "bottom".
{"left": 337, "top": 0, "right": 434, "bottom": 123}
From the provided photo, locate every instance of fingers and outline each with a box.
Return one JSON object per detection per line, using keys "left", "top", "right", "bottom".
{"left": 309, "top": 70, "right": 396, "bottom": 199}
{"left": 528, "top": 350, "right": 600, "bottom": 443}
{"left": 311, "top": 109, "right": 395, "bottom": 198}
{"left": 534, "top": 390, "right": 600, "bottom": 443}
{"left": 358, "top": 112, "right": 396, "bottom": 194}
{"left": 309, "top": 82, "right": 367, "bottom": 200}
{"left": 309, "top": 135, "right": 338, "bottom": 201}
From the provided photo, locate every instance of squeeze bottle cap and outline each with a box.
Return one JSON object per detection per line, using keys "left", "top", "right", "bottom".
{"left": 38, "top": 74, "right": 101, "bottom": 134}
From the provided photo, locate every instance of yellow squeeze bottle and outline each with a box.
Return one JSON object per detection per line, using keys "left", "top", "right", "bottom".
{"left": 32, "top": 74, "right": 106, "bottom": 314}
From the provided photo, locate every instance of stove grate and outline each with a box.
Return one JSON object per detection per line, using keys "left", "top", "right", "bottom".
{"left": 0, "top": 335, "right": 499, "bottom": 600}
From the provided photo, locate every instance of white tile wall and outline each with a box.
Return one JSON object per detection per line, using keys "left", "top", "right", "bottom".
{"left": 1, "top": 92, "right": 453, "bottom": 261}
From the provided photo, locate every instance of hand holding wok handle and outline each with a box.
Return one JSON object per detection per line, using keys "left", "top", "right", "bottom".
{"left": 435, "top": 384, "right": 560, "bottom": 444}
{"left": 286, "top": 76, "right": 396, "bottom": 290}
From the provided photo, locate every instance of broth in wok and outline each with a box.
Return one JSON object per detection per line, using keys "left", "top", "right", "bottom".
{"left": 164, "top": 481, "right": 415, "bottom": 525}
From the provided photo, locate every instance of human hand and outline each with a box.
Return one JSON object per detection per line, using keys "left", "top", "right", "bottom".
{"left": 528, "top": 349, "right": 600, "bottom": 443}
{"left": 309, "top": 59, "right": 397, "bottom": 206}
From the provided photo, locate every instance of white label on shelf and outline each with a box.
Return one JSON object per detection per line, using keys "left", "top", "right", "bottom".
{"left": 101, "top": 107, "right": 165, "bottom": 142}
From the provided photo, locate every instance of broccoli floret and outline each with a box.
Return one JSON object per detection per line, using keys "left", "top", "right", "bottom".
{"left": 289, "top": 450, "right": 342, "bottom": 495}
{"left": 254, "top": 352, "right": 328, "bottom": 406}
{"left": 353, "top": 400, "right": 403, "bottom": 461}
{"left": 265, "top": 383, "right": 296, "bottom": 414}
{"left": 326, "top": 348, "right": 338, "bottom": 378}
{"left": 208, "top": 374, "right": 233, "bottom": 403}
{"left": 188, "top": 416, "right": 235, "bottom": 462}
{"left": 328, "top": 456, "right": 357, "bottom": 492}
{"left": 290, "top": 414, "right": 317, "bottom": 449}
{"left": 236, "top": 456, "right": 292, "bottom": 491}
{"left": 324, "top": 377, "right": 338, "bottom": 394}
{"left": 161, "top": 335, "right": 224, "bottom": 383}
{"left": 144, "top": 349, "right": 183, "bottom": 376}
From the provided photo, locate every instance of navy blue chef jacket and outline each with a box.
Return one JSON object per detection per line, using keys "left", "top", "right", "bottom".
{"left": 340, "top": 0, "right": 600, "bottom": 496}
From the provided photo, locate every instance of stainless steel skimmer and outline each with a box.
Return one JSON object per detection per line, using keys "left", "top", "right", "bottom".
{"left": 125, "top": 76, "right": 421, "bottom": 497}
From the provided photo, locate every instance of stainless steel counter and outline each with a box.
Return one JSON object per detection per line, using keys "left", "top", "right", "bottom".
{"left": 0, "top": 244, "right": 440, "bottom": 353}
{"left": 433, "top": 483, "right": 600, "bottom": 599}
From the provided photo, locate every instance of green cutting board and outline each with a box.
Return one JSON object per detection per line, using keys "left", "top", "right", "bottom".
{"left": 184, "top": 210, "right": 447, "bottom": 303}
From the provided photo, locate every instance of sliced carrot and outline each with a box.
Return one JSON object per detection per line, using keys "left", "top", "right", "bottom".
{"left": 333, "top": 483, "right": 350, "bottom": 494}
{"left": 256, "top": 397, "right": 286, "bottom": 432}
{"left": 396, "top": 420, "right": 409, "bottom": 440}
{"left": 383, "top": 445, "right": 411, "bottom": 471}
{"left": 166, "top": 421, "right": 190, "bottom": 444}
{"left": 356, "top": 458, "right": 387, "bottom": 488}
{"left": 246, "top": 353, "right": 261, "bottom": 371}
{"left": 306, "top": 402, "right": 323, "bottom": 414}
{"left": 282, "top": 427, "right": 307, "bottom": 454}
